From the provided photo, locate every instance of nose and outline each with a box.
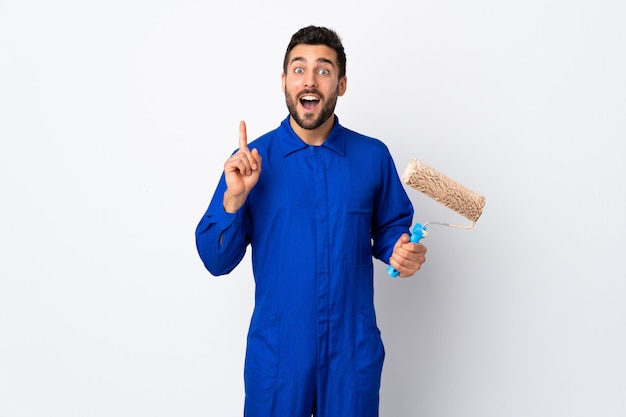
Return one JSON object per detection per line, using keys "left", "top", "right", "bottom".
{"left": 304, "top": 73, "right": 317, "bottom": 88}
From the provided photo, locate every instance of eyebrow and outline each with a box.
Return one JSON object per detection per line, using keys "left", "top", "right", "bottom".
{"left": 290, "top": 56, "right": 336, "bottom": 67}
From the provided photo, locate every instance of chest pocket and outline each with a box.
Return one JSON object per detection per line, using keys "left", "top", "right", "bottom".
{"left": 345, "top": 190, "right": 374, "bottom": 267}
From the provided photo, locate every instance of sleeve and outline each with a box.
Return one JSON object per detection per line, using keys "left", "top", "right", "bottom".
{"left": 195, "top": 173, "right": 250, "bottom": 276}
{"left": 370, "top": 149, "right": 414, "bottom": 264}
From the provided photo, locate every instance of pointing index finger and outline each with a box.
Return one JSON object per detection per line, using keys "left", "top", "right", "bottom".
{"left": 239, "top": 120, "right": 248, "bottom": 150}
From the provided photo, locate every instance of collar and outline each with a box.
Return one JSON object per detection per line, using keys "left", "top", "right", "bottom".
{"left": 278, "top": 116, "right": 346, "bottom": 158}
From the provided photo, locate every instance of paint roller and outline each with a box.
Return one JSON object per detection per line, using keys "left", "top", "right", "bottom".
{"left": 387, "top": 157, "right": 486, "bottom": 278}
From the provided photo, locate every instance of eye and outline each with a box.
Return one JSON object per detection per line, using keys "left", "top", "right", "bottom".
{"left": 294, "top": 67, "right": 304, "bottom": 74}
{"left": 319, "top": 69, "right": 330, "bottom": 76}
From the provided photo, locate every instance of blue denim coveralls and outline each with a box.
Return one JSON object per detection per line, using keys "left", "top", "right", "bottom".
{"left": 196, "top": 116, "right": 413, "bottom": 417}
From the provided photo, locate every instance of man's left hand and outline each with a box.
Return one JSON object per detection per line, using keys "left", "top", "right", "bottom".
{"left": 388, "top": 234, "right": 427, "bottom": 278}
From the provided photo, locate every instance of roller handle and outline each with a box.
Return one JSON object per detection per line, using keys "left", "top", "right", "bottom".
{"left": 386, "top": 223, "right": 425, "bottom": 278}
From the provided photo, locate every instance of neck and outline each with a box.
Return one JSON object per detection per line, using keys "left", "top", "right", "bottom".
{"left": 289, "top": 115, "right": 335, "bottom": 146}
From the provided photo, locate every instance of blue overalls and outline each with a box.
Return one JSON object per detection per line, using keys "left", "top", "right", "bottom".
{"left": 196, "top": 116, "right": 413, "bottom": 417}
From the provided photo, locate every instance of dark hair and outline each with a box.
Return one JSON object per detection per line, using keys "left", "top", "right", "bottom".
{"left": 283, "top": 25, "right": 347, "bottom": 79}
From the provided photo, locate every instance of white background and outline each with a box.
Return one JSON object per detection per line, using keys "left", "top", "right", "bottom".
{"left": 1, "top": 0, "right": 625, "bottom": 416}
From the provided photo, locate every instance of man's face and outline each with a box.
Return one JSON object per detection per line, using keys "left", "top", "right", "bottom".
{"left": 282, "top": 44, "right": 347, "bottom": 131}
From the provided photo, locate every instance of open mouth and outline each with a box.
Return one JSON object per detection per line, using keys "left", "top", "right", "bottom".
{"left": 299, "top": 95, "right": 320, "bottom": 110}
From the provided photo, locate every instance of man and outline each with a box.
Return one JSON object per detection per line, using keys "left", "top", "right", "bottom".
{"left": 195, "top": 25, "right": 426, "bottom": 417}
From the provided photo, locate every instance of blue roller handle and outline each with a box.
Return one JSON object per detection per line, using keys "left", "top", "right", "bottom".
{"left": 386, "top": 223, "right": 425, "bottom": 278}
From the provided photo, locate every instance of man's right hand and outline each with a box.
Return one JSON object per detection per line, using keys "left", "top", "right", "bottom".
{"left": 223, "top": 120, "right": 262, "bottom": 213}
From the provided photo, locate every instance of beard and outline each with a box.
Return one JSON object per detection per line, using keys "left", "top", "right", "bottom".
{"left": 285, "top": 87, "right": 339, "bottom": 130}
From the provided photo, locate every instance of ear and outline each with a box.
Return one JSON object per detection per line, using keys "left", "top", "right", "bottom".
{"left": 338, "top": 76, "right": 347, "bottom": 96}
{"left": 281, "top": 72, "right": 286, "bottom": 92}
